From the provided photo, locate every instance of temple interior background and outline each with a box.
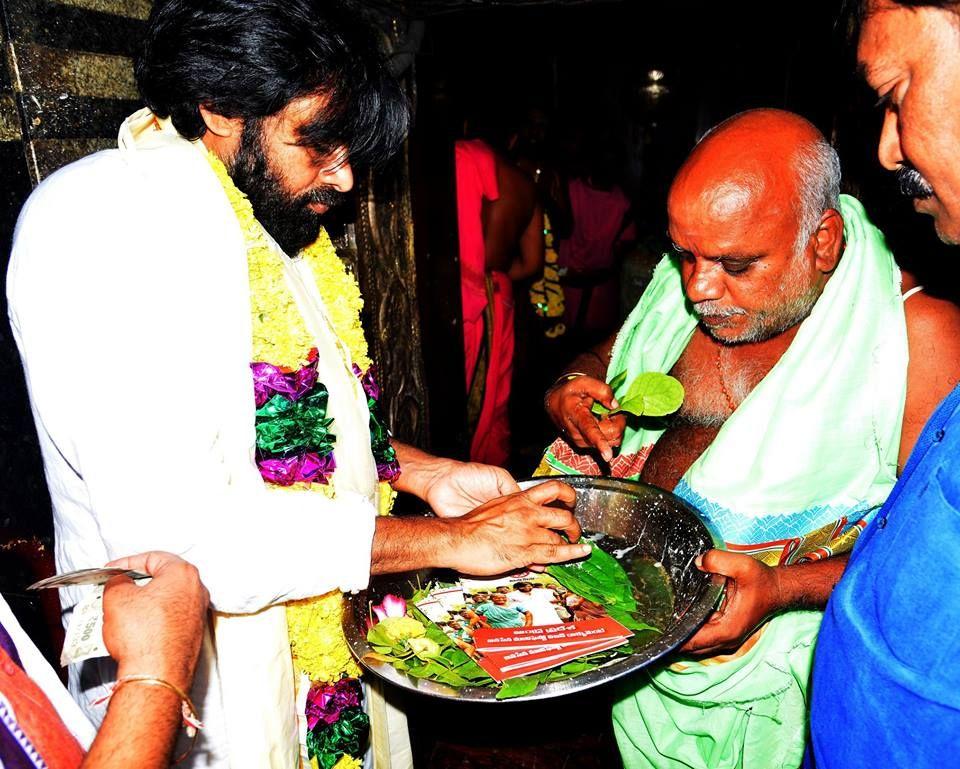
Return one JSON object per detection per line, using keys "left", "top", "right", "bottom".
{"left": 1, "top": 1, "right": 958, "bottom": 765}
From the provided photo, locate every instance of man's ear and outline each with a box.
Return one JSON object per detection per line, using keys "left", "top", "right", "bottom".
{"left": 812, "top": 208, "right": 844, "bottom": 273}
{"left": 198, "top": 105, "right": 243, "bottom": 139}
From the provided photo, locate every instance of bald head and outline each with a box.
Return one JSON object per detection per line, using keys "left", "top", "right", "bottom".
{"left": 667, "top": 110, "right": 846, "bottom": 345}
{"left": 670, "top": 109, "right": 841, "bottom": 254}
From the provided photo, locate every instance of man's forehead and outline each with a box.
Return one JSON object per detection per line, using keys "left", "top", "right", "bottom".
{"left": 271, "top": 93, "right": 333, "bottom": 139}
{"left": 856, "top": 4, "right": 904, "bottom": 79}
{"left": 670, "top": 178, "right": 762, "bottom": 229}
{"left": 669, "top": 192, "right": 791, "bottom": 254}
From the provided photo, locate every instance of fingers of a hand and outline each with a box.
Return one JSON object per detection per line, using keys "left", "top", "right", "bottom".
{"left": 529, "top": 504, "right": 583, "bottom": 544}
{"left": 105, "top": 550, "right": 182, "bottom": 575}
{"left": 573, "top": 378, "right": 615, "bottom": 407}
{"left": 598, "top": 416, "right": 626, "bottom": 447}
{"left": 102, "top": 575, "right": 138, "bottom": 614}
{"left": 521, "top": 480, "right": 576, "bottom": 508}
{"left": 680, "top": 612, "right": 729, "bottom": 652}
{"left": 525, "top": 542, "right": 592, "bottom": 566}
{"left": 577, "top": 413, "right": 613, "bottom": 460}
{"left": 495, "top": 468, "right": 521, "bottom": 494}
{"left": 696, "top": 550, "right": 752, "bottom": 579}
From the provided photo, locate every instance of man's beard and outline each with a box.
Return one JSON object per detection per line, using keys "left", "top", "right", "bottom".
{"left": 227, "top": 122, "right": 346, "bottom": 255}
{"left": 693, "top": 259, "right": 822, "bottom": 345}
{"left": 897, "top": 165, "right": 935, "bottom": 200}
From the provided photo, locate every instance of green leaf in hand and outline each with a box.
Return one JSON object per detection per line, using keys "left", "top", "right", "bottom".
{"left": 592, "top": 371, "right": 684, "bottom": 418}
{"left": 590, "top": 370, "right": 627, "bottom": 417}
{"left": 619, "top": 372, "right": 685, "bottom": 417}
{"left": 608, "top": 370, "right": 628, "bottom": 392}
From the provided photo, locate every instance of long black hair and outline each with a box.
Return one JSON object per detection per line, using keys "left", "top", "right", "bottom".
{"left": 136, "top": 0, "right": 409, "bottom": 170}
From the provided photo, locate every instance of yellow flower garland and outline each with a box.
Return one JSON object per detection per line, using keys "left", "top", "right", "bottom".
{"left": 329, "top": 755, "right": 362, "bottom": 769}
{"left": 207, "top": 152, "right": 390, "bottom": 684}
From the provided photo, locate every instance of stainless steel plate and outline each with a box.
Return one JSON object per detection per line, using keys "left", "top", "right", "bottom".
{"left": 343, "top": 475, "right": 725, "bottom": 702}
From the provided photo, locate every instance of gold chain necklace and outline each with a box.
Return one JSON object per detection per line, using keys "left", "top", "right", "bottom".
{"left": 716, "top": 345, "right": 738, "bottom": 413}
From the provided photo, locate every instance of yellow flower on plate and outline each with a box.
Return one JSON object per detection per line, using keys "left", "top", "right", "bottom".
{"left": 377, "top": 616, "right": 426, "bottom": 644}
{"left": 408, "top": 636, "right": 441, "bottom": 660}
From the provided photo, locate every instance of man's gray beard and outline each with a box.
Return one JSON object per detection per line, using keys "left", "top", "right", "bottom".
{"left": 697, "top": 258, "right": 823, "bottom": 345}
{"left": 711, "top": 283, "right": 821, "bottom": 344}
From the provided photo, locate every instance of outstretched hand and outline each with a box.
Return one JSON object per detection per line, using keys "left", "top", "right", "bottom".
{"left": 681, "top": 550, "right": 782, "bottom": 657}
{"left": 103, "top": 551, "right": 209, "bottom": 691}
{"left": 443, "top": 480, "right": 589, "bottom": 575}
{"left": 423, "top": 459, "right": 520, "bottom": 518}
{"left": 545, "top": 375, "right": 626, "bottom": 462}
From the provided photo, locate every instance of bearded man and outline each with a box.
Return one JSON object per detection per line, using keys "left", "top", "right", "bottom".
{"left": 540, "top": 109, "right": 960, "bottom": 768}
{"left": 810, "top": 2, "right": 960, "bottom": 767}
{"left": 5, "top": 2, "right": 588, "bottom": 768}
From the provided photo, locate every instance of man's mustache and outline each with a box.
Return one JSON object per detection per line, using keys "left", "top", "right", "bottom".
{"left": 303, "top": 186, "right": 347, "bottom": 209}
{"left": 897, "top": 166, "right": 935, "bottom": 200}
{"left": 692, "top": 301, "right": 746, "bottom": 318}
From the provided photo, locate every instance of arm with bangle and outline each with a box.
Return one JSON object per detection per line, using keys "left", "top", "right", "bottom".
{"left": 82, "top": 552, "right": 209, "bottom": 768}
{"left": 544, "top": 332, "right": 625, "bottom": 462}
{"left": 83, "top": 677, "right": 188, "bottom": 768}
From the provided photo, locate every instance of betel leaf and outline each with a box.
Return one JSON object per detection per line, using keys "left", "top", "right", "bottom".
{"left": 618, "top": 372, "right": 685, "bottom": 417}
{"left": 547, "top": 543, "right": 660, "bottom": 635}
{"left": 608, "top": 369, "right": 629, "bottom": 392}
{"left": 591, "top": 371, "right": 684, "bottom": 418}
{"left": 496, "top": 676, "right": 540, "bottom": 700}
{"left": 547, "top": 543, "right": 636, "bottom": 613}
{"left": 590, "top": 369, "right": 626, "bottom": 417}
{"left": 606, "top": 607, "right": 659, "bottom": 635}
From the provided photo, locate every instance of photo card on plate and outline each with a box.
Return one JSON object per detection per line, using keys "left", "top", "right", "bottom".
{"left": 460, "top": 571, "right": 575, "bottom": 628}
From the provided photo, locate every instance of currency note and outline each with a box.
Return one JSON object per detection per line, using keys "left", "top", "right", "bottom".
{"left": 60, "top": 586, "right": 108, "bottom": 666}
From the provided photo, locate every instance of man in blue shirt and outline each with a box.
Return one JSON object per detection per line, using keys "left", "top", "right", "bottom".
{"left": 810, "top": 2, "right": 960, "bottom": 766}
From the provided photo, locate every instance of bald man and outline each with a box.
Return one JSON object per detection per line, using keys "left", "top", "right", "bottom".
{"left": 538, "top": 109, "right": 960, "bottom": 768}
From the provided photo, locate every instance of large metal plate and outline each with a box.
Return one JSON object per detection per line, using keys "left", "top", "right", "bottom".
{"left": 343, "top": 475, "right": 725, "bottom": 702}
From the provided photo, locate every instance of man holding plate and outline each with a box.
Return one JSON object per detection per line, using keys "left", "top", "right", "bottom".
{"left": 542, "top": 108, "right": 960, "bottom": 768}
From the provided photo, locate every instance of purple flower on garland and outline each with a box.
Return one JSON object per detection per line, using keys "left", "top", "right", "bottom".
{"left": 376, "top": 460, "right": 401, "bottom": 484}
{"left": 251, "top": 357, "right": 400, "bottom": 487}
{"left": 258, "top": 452, "right": 336, "bottom": 486}
{"left": 305, "top": 678, "right": 363, "bottom": 731}
{"left": 352, "top": 365, "right": 401, "bottom": 483}
{"left": 251, "top": 360, "right": 319, "bottom": 407}
{"left": 352, "top": 363, "right": 380, "bottom": 401}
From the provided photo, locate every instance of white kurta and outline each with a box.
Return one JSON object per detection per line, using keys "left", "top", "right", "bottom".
{"left": 7, "top": 111, "right": 381, "bottom": 768}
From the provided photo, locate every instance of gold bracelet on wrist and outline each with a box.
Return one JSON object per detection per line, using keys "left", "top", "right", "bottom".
{"left": 551, "top": 371, "right": 589, "bottom": 388}
{"left": 111, "top": 675, "right": 202, "bottom": 763}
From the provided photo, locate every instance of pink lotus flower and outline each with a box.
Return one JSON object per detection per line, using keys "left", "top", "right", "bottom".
{"left": 371, "top": 594, "right": 407, "bottom": 623}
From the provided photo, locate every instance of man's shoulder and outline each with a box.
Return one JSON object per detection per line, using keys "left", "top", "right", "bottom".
{"left": 19, "top": 150, "right": 128, "bottom": 217}
{"left": 903, "top": 290, "right": 960, "bottom": 343}
{"left": 19, "top": 142, "right": 209, "bottom": 221}
{"left": 902, "top": 290, "right": 960, "bottom": 399}
{"left": 10, "top": 150, "right": 138, "bottom": 289}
